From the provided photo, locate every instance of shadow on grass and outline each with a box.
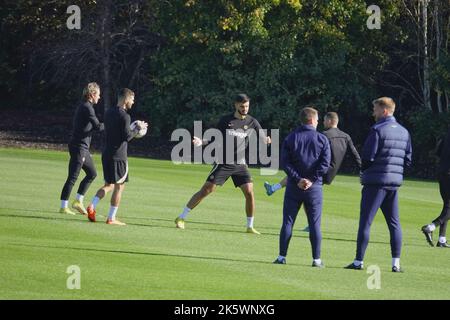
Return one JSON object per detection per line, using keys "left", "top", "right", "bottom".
{"left": 123, "top": 218, "right": 391, "bottom": 246}
{"left": 3, "top": 242, "right": 381, "bottom": 271}
{"left": 0, "top": 209, "right": 412, "bottom": 247}
{"left": 0, "top": 212, "right": 82, "bottom": 221}
{"left": 4, "top": 242, "right": 355, "bottom": 270}
{"left": 5, "top": 241, "right": 279, "bottom": 266}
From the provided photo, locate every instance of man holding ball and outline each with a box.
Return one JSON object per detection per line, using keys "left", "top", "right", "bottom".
{"left": 86, "top": 88, "right": 148, "bottom": 225}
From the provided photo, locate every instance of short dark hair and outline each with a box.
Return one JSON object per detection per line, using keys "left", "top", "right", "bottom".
{"left": 234, "top": 93, "right": 250, "bottom": 103}
{"left": 300, "top": 107, "right": 318, "bottom": 125}
{"left": 118, "top": 88, "right": 134, "bottom": 100}
{"left": 324, "top": 112, "right": 339, "bottom": 124}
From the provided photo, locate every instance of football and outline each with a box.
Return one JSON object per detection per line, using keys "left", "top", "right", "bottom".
{"left": 130, "top": 120, "right": 147, "bottom": 139}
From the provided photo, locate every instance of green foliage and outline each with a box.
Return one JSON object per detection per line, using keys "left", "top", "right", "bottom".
{"left": 407, "top": 109, "right": 450, "bottom": 176}
{"left": 1, "top": 0, "right": 449, "bottom": 175}
{"left": 142, "top": 0, "right": 406, "bottom": 137}
{"left": 431, "top": 51, "right": 450, "bottom": 95}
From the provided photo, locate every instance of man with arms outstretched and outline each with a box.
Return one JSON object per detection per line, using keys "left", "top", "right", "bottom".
{"left": 175, "top": 93, "right": 271, "bottom": 234}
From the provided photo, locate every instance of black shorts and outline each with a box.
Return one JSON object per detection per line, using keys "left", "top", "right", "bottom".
{"left": 206, "top": 164, "right": 252, "bottom": 187}
{"left": 102, "top": 157, "right": 129, "bottom": 184}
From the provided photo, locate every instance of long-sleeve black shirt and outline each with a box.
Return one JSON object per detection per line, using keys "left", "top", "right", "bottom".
{"left": 323, "top": 127, "right": 361, "bottom": 183}
{"left": 69, "top": 101, "right": 104, "bottom": 149}
{"left": 102, "top": 106, "right": 136, "bottom": 161}
{"left": 437, "top": 128, "right": 450, "bottom": 175}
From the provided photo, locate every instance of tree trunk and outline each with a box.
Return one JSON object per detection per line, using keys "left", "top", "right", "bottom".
{"left": 434, "top": 0, "right": 443, "bottom": 113}
{"left": 128, "top": 48, "right": 146, "bottom": 89}
{"left": 445, "top": 92, "right": 449, "bottom": 113}
{"left": 421, "top": 0, "right": 432, "bottom": 110}
{"left": 444, "top": 1, "right": 449, "bottom": 112}
{"left": 100, "top": 0, "right": 113, "bottom": 110}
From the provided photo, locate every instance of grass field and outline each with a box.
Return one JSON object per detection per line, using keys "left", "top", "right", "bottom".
{"left": 0, "top": 147, "right": 449, "bottom": 300}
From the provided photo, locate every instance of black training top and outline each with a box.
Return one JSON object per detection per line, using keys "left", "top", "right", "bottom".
{"left": 323, "top": 128, "right": 361, "bottom": 177}
{"left": 215, "top": 113, "right": 264, "bottom": 164}
{"left": 69, "top": 101, "right": 104, "bottom": 149}
{"left": 437, "top": 128, "right": 450, "bottom": 175}
{"left": 102, "top": 106, "right": 136, "bottom": 161}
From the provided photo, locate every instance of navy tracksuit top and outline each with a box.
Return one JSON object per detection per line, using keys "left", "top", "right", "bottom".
{"left": 361, "top": 116, "right": 412, "bottom": 187}
{"left": 281, "top": 125, "right": 331, "bottom": 189}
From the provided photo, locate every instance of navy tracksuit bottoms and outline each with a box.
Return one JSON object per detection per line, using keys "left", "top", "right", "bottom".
{"left": 279, "top": 185, "right": 323, "bottom": 260}
{"left": 356, "top": 186, "right": 402, "bottom": 261}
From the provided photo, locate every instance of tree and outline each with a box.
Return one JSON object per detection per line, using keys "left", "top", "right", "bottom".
{"left": 1, "top": 0, "right": 162, "bottom": 112}
{"left": 399, "top": 0, "right": 450, "bottom": 112}
{"left": 143, "top": 0, "right": 400, "bottom": 139}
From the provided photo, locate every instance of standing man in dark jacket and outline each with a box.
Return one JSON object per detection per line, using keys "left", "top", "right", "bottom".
{"left": 264, "top": 112, "right": 360, "bottom": 195}
{"left": 421, "top": 129, "right": 450, "bottom": 248}
{"left": 59, "top": 82, "right": 104, "bottom": 215}
{"left": 322, "top": 112, "right": 361, "bottom": 184}
{"left": 273, "top": 107, "right": 331, "bottom": 267}
{"left": 264, "top": 111, "right": 360, "bottom": 232}
{"left": 346, "top": 97, "right": 412, "bottom": 272}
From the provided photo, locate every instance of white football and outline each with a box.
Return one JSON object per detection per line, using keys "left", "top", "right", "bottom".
{"left": 130, "top": 120, "right": 147, "bottom": 138}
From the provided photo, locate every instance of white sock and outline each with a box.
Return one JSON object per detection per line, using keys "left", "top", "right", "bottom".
{"left": 108, "top": 206, "right": 118, "bottom": 221}
{"left": 439, "top": 236, "right": 447, "bottom": 244}
{"left": 91, "top": 196, "right": 101, "bottom": 209}
{"left": 179, "top": 207, "right": 191, "bottom": 219}
{"left": 247, "top": 217, "right": 254, "bottom": 228}
{"left": 61, "top": 200, "right": 68, "bottom": 209}
{"left": 76, "top": 194, "right": 84, "bottom": 202}
{"left": 392, "top": 258, "right": 400, "bottom": 268}
{"left": 428, "top": 223, "right": 436, "bottom": 232}
{"left": 277, "top": 255, "right": 286, "bottom": 261}
{"left": 272, "top": 183, "right": 282, "bottom": 192}
{"left": 353, "top": 260, "right": 363, "bottom": 267}
{"left": 313, "top": 258, "right": 322, "bottom": 265}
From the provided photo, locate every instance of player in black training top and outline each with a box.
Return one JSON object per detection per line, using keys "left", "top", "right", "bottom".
{"left": 86, "top": 88, "right": 148, "bottom": 225}
{"left": 421, "top": 128, "right": 450, "bottom": 248}
{"left": 175, "top": 93, "right": 271, "bottom": 234}
{"left": 59, "top": 82, "right": 104, "bottom": 215}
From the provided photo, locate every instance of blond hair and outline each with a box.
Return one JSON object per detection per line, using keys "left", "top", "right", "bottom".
{"left": 372, "top": 97, "right": 396, "bottom": 114}
{"left": 82, "top": 82, "right": 100, "bottom": 100}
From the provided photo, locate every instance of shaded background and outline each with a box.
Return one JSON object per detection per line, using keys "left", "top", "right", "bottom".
{"left": 0, "top": 0, "right": 449, "bottom": 177}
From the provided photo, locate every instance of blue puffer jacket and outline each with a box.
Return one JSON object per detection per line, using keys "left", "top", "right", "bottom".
{"left": 361, "top": 116, "right": 412, "bottom": 187}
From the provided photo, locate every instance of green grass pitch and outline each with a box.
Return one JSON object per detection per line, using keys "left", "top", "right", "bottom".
{"left": 0, "top": 147, "right": 448, "bottom": 299}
